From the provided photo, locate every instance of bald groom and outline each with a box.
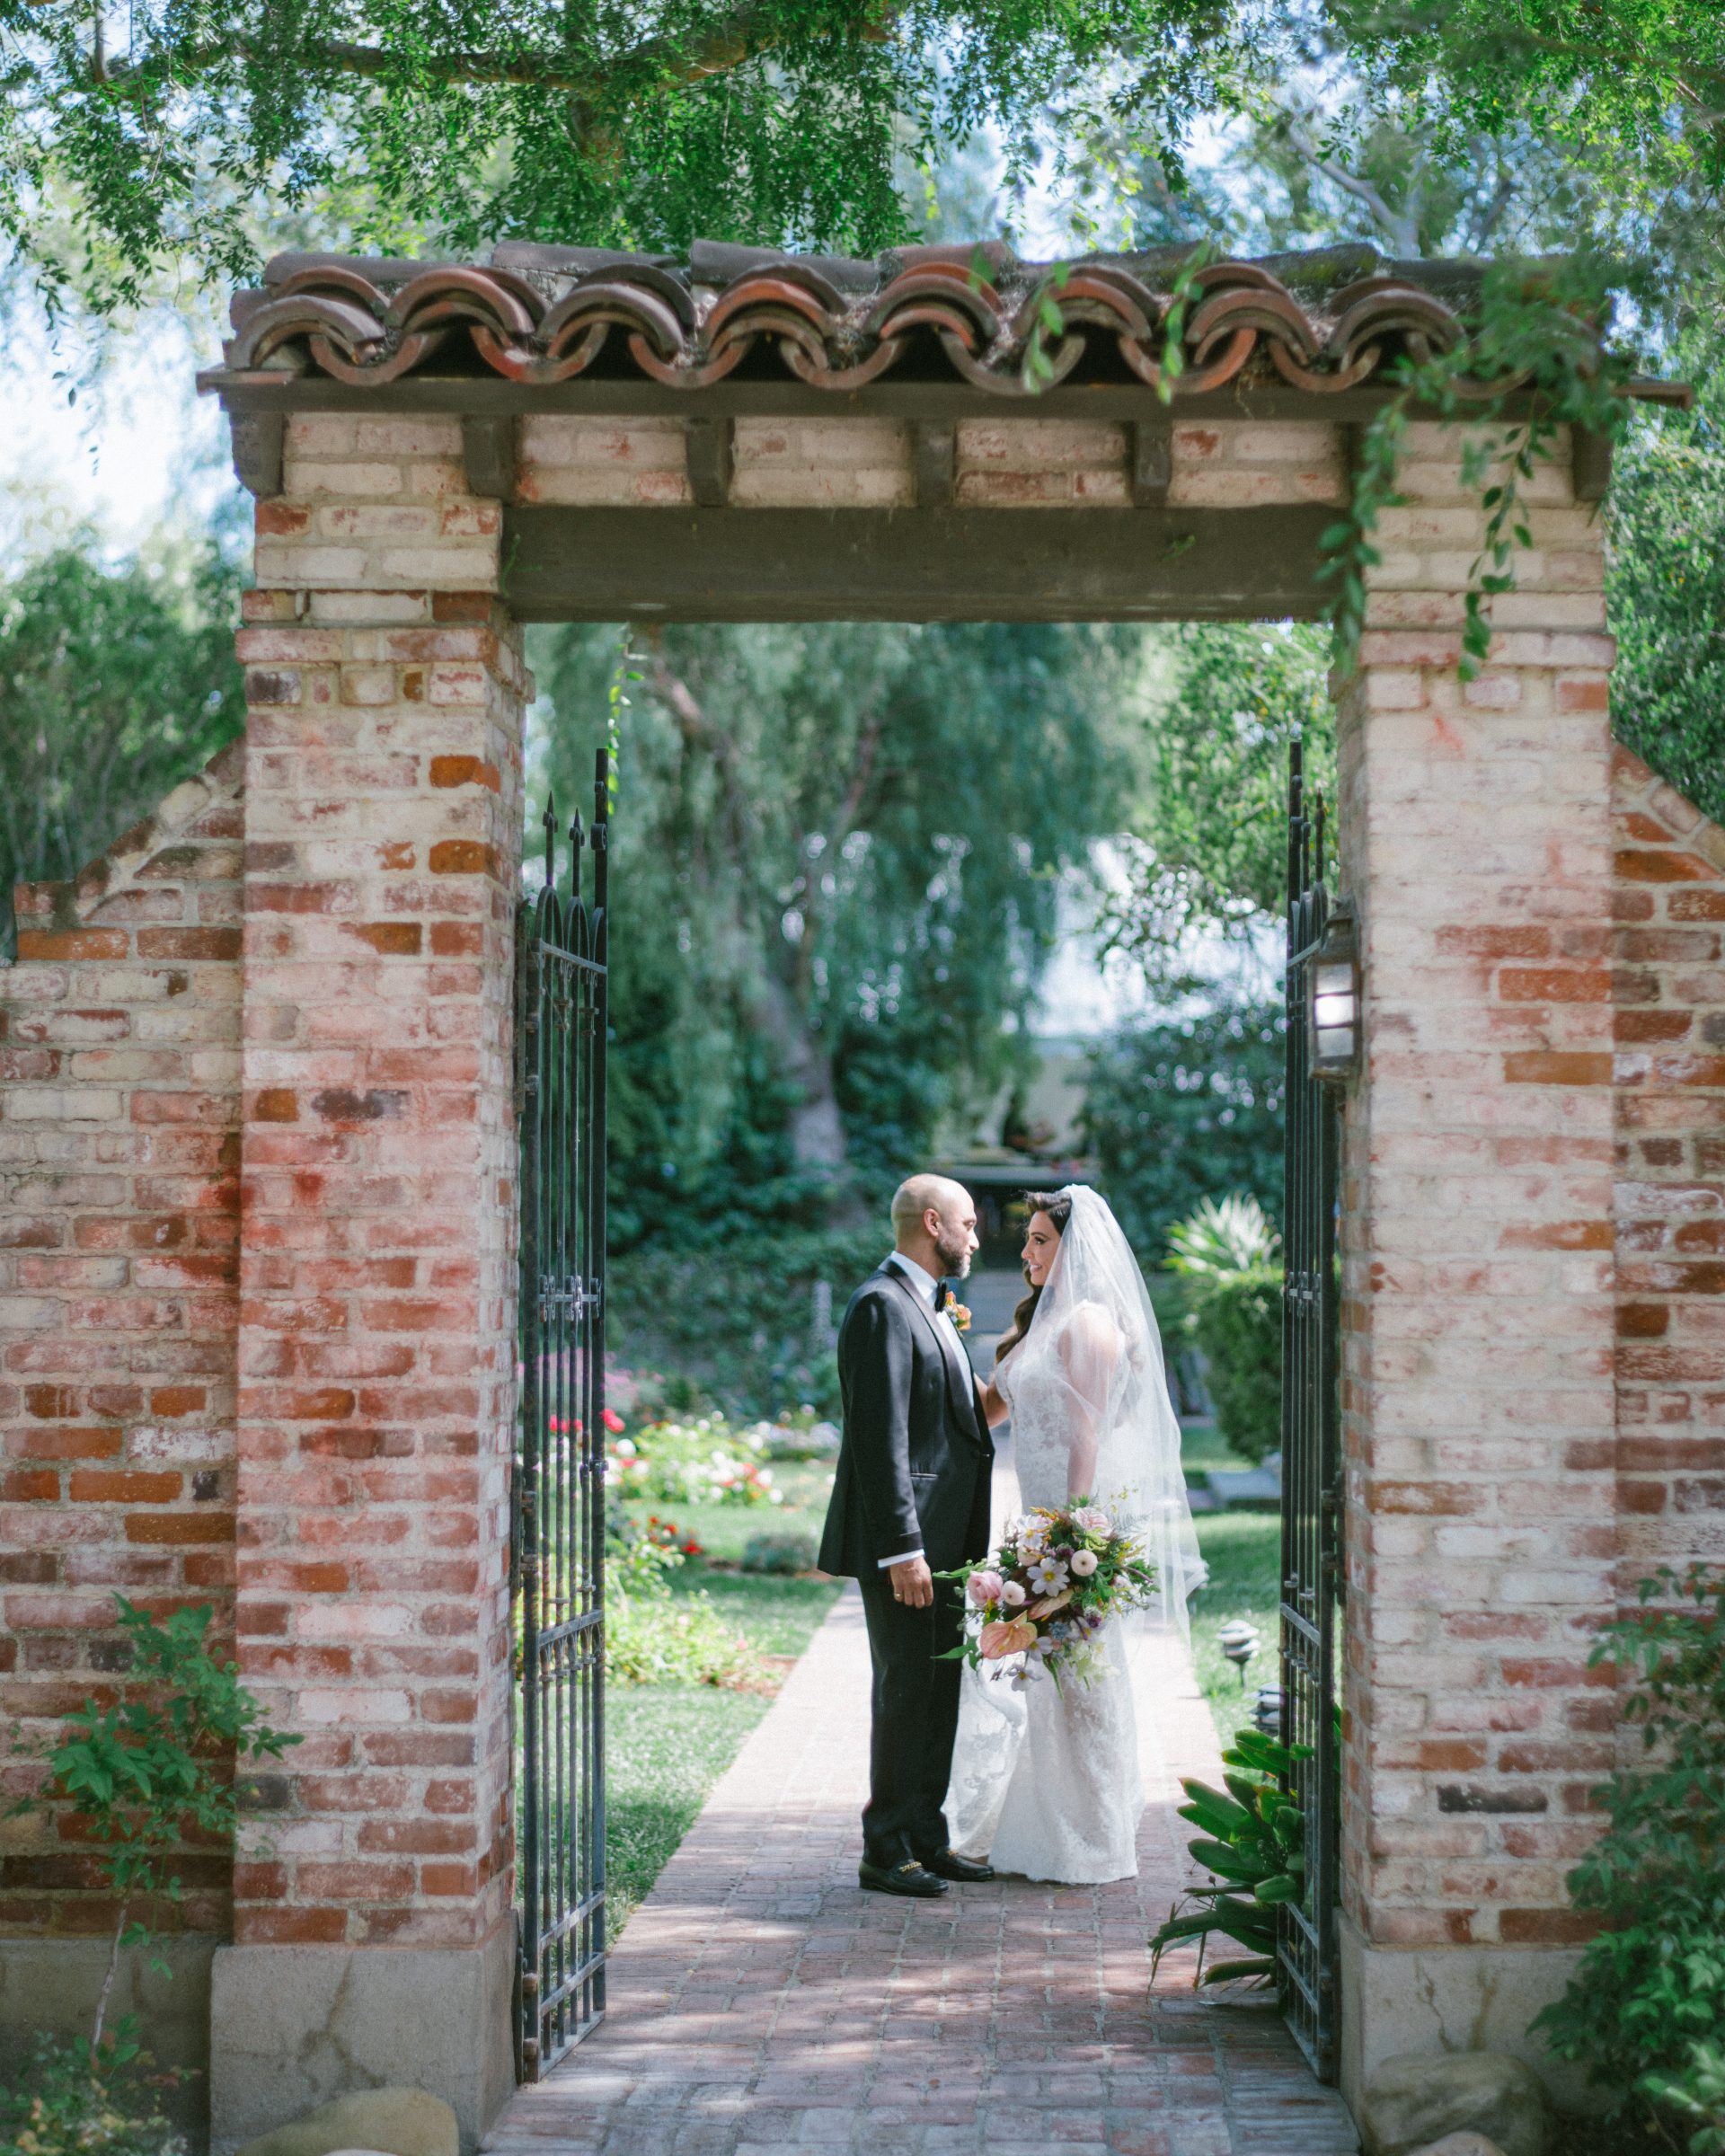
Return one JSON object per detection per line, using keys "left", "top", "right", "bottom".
{"left": 817, "top": 1175, "right": 997, "bottom": 1898}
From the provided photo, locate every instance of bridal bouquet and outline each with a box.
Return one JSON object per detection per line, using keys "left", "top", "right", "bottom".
{"left": 941, "top": 1502, "right": 1158, "bottom": 1690}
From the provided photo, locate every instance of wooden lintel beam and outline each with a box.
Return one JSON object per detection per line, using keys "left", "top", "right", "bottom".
{"left": 499, "top": 503, "right": 1336, "bottom": 624}
{"left": 1571, "top": 426, "right": 1612, "bottom": 504}
{"left": 913, "top": 422, "right": 956, "bottom": 508}
{"left": 1131, "top": 423, "right": 1172, "bottom": 507}
{"left": 684, "top": 417, "right": 734, "bottom": 507}
{"left": 230, "top": 409, "right": 286, "bottom": 497}
{"left": 462, "top": 415, "right": 518, "bottom": 501}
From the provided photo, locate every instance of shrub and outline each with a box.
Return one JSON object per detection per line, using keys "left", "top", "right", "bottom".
{"left": 1166, "top": 1196, "right": 1282, "bottom": 1466}
{"left": 1182, "top": 1266, "right": 1282, "bottom": 1467}
{"left": 605, "top": 1569, "right": 763, "bottom": 1689}
{"left": 8, "top": 1599, "right": 299, "bottom": 2052}
{"left": 0, "top": 2036, "right": 183, "bottom": 2156}
{"left": 607, "top": 1227, "right": 880, "bottom": 1420}
{"left": 1535, "top": 1565, "right": 1725, "bottom": 2142}
{"left": 741, "top": 1531, "right": 818, "bottom": 1576}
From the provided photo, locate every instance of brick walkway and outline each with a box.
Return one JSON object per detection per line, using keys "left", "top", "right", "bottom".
{"left": 485, "top": 1588, "right": 1358, "bottom": 2156}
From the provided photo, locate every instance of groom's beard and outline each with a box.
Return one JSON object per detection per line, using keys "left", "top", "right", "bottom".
{"left": 933, "top": 1233, "right": 972, "bottom": 1279}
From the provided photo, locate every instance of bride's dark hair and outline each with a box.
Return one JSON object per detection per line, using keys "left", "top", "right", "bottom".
{"left": 995, "top": 1189, "right": 1072, "bottom": 1363}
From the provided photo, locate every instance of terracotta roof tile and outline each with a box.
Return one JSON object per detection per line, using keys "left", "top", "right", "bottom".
{"left": 204, "top": 240, "right": 1677, "bottom": 402}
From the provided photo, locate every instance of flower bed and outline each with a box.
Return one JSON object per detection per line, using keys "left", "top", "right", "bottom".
{"left": 606, "top": 1411, "right": 789, "bottom": 1509}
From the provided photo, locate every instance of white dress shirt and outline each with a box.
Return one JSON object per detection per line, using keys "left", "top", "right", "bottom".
{"left": 877, "top": 1251, "right": 945, "bottom": 1569}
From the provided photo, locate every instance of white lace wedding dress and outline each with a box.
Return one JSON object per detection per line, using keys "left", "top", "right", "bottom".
{"left": 943, "top": 1188, "right": 1205, "bottom": 1885}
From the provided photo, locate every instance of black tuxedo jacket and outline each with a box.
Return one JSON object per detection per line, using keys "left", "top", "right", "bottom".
{"left": 817, "top": 1262, "right": 994, "bottom": 1579}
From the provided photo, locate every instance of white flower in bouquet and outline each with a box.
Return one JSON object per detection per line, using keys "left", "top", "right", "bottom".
{"left": 1070, "top": 1549, "right": 1099, "bottom": 1577}
{"left": 1001, "top": 1581, "right": 1028, "bottom": 1608}
{"left": 1026, "top": 1555, "right": 1069, "bottom": 1596}
{"left": 1071, "top": 1506, "right": 1110, "bottom": 1534}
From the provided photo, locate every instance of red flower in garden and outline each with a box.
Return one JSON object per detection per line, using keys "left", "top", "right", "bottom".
{"left": 602, "top": 1409, "right": 624, "bottom": 1433}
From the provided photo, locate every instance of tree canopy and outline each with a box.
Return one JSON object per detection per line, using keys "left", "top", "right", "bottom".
{"left": 528, "top": 620, "right": 1146, "bottom": 1247}
{"left": 4, "top": 0, "right": 1724, "bottom": 317}
{"left": 0, "top": 535, "right": 243, "bottom": 944}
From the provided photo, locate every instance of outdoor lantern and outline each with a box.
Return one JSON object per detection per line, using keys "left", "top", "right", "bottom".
{"left": 1306, "top": 902, "right": 1362, "bottom": 1084}
{"left": 1217, "top": 1620, "right": 1260, "bottom": 1687}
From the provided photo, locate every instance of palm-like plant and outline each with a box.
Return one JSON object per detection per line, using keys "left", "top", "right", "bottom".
{"left": 1149, "top": 1723, "right": 1312, "bottom": 1987}
{"left": 1167, "top": 1193, "right": 1281, "bottom": 1276}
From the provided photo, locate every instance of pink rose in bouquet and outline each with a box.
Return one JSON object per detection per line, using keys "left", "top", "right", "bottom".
{"left": 966, "top": 1568, "right": 1004, "bottom": 1608}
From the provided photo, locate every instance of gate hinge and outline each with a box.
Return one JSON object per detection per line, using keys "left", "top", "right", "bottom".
{"left": 538, "top": 1272, "right": 601, "bottom": 1319}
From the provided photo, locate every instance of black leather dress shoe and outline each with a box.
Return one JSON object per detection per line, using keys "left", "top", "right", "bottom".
{"left": 918, "top": 1847, "right": 995, "bottom": 1883}
{"left": 858, "top": 1854, "right": 950, "bottom": 1898}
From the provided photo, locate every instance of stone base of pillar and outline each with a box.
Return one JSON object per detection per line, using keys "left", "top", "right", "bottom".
{"left": 208, "top": 1922, "right": 515, "bottom": 2155}
{"left": 0, "top": 1937, "right": 219, "bottom": 2148}
{"left": 1338, "top": 1911, "right": 1606, "bottom": 2121}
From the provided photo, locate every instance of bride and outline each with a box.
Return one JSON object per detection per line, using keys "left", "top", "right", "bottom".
{"left": 946, "top": 1185, "right": 1205, "bottom": 1883}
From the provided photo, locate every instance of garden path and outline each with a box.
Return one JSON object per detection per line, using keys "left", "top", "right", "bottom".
{"left": 483, "top": 1591, "right": 1359, "bottom": 2156}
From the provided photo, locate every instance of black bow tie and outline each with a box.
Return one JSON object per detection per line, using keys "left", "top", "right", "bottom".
{"left": 933, "top": 1278, "right": 950, "bottom": 1312}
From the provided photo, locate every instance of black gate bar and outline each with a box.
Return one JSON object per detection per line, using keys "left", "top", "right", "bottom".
{"left": 515, "top": 747, "right": 611, "bottom": 2078}
{"left": 1278, "top": 736, "right": 1342, "bottom": 2082}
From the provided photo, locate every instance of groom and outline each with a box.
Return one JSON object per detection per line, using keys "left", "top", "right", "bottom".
{"left": 818, "top": 1174, "right": 997, "bottom": 1898}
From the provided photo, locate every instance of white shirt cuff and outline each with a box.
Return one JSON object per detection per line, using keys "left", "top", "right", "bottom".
{"left": 879, "top": 1550, "right": 924, "bottom": 1568}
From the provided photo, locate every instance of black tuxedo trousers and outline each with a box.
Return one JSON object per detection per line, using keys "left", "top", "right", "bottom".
{"left": 818, "top": 1264, "right": 994, "bottom": 1863}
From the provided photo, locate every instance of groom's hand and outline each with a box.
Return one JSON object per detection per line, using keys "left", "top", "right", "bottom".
{"left": 889, "top": 1555, "right": 933, "bottom": 1608}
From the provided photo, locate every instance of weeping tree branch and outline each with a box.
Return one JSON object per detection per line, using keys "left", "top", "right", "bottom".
{"left": 643, "top": 641, "right": 850, "bottom": 1172}
{"left": 95, "top": 1, "right": 900, "bottom": 102}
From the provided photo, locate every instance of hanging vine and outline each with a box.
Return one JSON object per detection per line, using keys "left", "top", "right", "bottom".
{"left": 1319, "top": 262, "right": 1647, "bottom": 680}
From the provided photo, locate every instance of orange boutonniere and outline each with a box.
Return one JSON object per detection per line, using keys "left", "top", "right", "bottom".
{"left": 947, "top": 1302, "right": 972, "bottom": 1334}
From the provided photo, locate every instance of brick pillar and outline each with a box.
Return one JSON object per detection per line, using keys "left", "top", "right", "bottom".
{"left": 208, "top": 417, "right": 525, "bottom": 2152}
{"left": 1334, "top": 424, "right": 1618, "bottom": 2109}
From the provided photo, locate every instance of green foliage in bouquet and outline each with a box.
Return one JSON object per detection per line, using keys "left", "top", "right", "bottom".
{"left": 942, "top": 1501, "right": 1158, "bottom": 1692}
{"left": 1168, "top": 1197, "right": 1283, "bottom": 1468}
{"left": 1535, "top": 1566, "right": 1725, "bottom": 2143}
{"left": 1148, "top": 1723, "right": 1312, "bottom": 1985}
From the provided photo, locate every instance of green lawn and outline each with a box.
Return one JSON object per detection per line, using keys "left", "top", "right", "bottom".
{"left": 1189, "top": 1510, "right": 1281, "bottom": 1746}
{"left": 634, "top": 1457, "right": 836, "bottom": 1565}
{"left": 605, "top": 1507, "right": 839, "bottom": 1941}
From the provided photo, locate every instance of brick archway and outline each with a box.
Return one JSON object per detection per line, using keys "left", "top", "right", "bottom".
{"left": 3, "top": 239, "right": 1719, "bottom": 2152}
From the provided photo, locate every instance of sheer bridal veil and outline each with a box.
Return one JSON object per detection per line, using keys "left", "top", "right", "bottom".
{"left": 1014, "top": 1184, "right": 1207, "bottom": 1633}
{"left": 943, "top": 1186, "right": 1206, "bottom": 1867}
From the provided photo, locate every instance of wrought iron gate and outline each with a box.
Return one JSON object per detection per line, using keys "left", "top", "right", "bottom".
{"left": 1278, "top": 738, "right": 1342, "bottom": 2082}
{"left": 514, "top": 748, "right": 610, "bottom": 2078}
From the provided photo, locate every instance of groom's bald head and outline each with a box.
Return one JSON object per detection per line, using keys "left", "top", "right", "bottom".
{"left": 891, "top": 1174, "right": 978, "bottom": 1279}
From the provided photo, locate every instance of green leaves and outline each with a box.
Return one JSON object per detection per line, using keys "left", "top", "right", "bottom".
{"left": 1148, "top": 1729, "right": 1320, "bottom": 1986}
{"left": 0, "top": 537, "right": 243, "bottom": 924}
{"left": 1535, "top": 1567, "right": 1725, "bottom": 2141}
{"left": 13, "top": 1598, "right": 301, "bottom": 1944}
{"left": 1322, "top": 259, "right": 1642, "bottom": 685}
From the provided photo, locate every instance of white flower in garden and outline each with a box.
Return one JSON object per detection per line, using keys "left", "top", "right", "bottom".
{"left": 1027, "top": 1555, "right": 1069, "bottom": 1596}
{"left": 1070, "top": 1549, "right": 1099, "bottom": 1577}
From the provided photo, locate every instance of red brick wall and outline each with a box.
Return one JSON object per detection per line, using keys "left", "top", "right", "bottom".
{"left": 1611, "top": 747, "right": 1725, "bottom": 1577}
{"left": 1, "top": 742, "right": 243, "bottom": 1939}
{"left": 228, "top": 413, "right": 524, "bottom": 1956}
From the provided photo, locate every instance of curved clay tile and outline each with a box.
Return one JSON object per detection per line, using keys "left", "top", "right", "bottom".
{"left": 207, "top": 243, "right": 1650, "bottom": 403}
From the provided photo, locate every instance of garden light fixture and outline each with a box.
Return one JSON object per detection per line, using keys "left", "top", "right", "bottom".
{"left": 1306, "top": 903, "right": 1361, "bottom": 1084}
